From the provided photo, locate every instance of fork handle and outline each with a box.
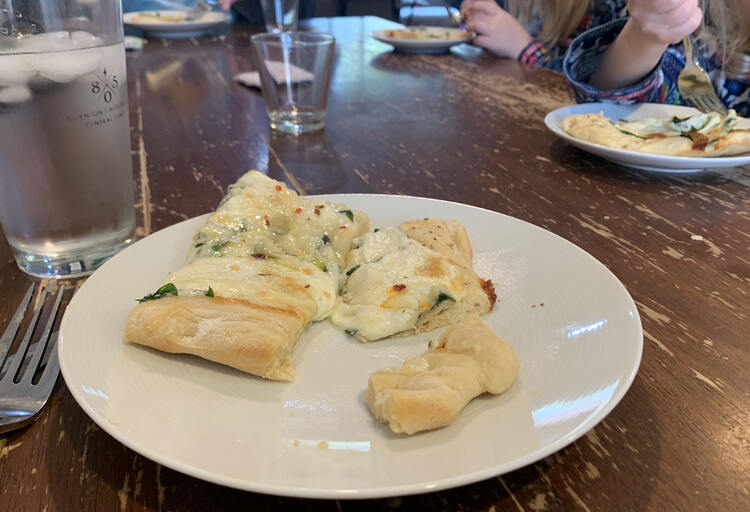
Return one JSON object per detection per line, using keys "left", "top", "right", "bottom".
{"left": 682, "top": 36, "right": 694, "bottom": 62}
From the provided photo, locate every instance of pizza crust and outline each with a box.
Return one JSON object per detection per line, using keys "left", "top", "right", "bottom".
{"left": 125, "top": 295, "right": 308, "bottom": 381}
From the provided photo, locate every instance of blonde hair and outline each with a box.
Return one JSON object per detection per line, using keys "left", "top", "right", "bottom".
{"left": 506, "top": 0, "right": 591, "bottom": 45}
{"left": 701, "top": 0, "right": 750, "bottom": 76}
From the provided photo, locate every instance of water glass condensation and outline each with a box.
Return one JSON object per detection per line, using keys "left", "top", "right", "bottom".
{"left": 0, "top": 0, "right": 135, "bottom": 278}
{"left": 260, "top": 0, "right": 298, "bottom": 33}
{"left": 251, "top": 32, "right": 335, "bottom": 134}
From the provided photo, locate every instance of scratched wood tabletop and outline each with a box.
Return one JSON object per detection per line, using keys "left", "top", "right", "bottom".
{"left": 1, "top": 16, "right": 749, "bottom": 512}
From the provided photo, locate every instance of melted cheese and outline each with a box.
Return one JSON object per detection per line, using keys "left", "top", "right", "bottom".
{"left": 614, "top": 110, "right": 739, "bottom": 139}
{"left": 171, "top": 171, "right": 368, "bottom": 322}
{"left": 331, "top": 228, "right": 465, "bottom": 341}
{"left": 165, "top": 255, "right": 336, "bottom": 322}
{"left": 187, "top": 172, "right": 366, "bottom": 286}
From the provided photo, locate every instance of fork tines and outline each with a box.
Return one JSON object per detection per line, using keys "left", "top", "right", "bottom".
{"left": 0, "top": 282, "right": 65, "bottom": 386}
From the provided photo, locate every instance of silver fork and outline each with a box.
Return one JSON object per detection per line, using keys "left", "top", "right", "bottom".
{"left": 0, "top": 282, "right": 65, "bottom": 434}
{"left": 444, "top": 5, "right": 465, "bottom": 30}
{"left": 677, "top": 36, "right": 728, "bottom": 114}
{"left": 185, "top": 1, "right": 213, "bottom": 21}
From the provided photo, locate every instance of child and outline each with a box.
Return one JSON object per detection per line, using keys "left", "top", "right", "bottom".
{"left": 460, "top": 0, "right": 628, "bottom": 71}
{"left": 564, "top": 0, "right": 750, "bottom": 116}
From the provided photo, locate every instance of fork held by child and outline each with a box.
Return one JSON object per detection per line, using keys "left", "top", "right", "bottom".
{"left": 590, "top": 0, "right": 703, "bottom": 91}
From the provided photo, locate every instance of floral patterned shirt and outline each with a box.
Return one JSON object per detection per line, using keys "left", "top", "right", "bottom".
{"left": 513, "top": 0, "right": 628, "bottom": 70}
{"left": 562, "top": 18, "right": 750, "bottom": 117}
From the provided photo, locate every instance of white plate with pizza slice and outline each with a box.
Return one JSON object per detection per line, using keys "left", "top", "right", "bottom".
{"left": 123, "top": 10, "right": 230, "bottom": 38}
{"left": 372, "top": 27, "right": 474, "bottom": 54}
{"left": 58, "top": 194, "right": 642, "bottom": 499}
{"left": 545, "top": 103, "right": 750, "bottom": 173}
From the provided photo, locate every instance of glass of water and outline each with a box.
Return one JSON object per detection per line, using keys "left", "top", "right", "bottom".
{"left": 260, "top": 0, "right": 299, "bottom": 33}
{"left": 251, "top": 32, "right": 335, "bottom": 134}
{"left": 0, "top": 0, "right": 135, "bottom": 278}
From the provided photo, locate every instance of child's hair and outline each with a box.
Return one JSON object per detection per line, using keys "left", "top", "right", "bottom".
{"left": 701, "top": 0, "right": 750, "bottom": 76}
{"left": 505, "top": 0, "right": 591, "bottom": 45}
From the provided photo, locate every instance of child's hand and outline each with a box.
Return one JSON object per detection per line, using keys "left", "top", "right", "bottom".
{"left": 221, "top": 0, "right": 238, "bottom": 11}
{"left": 460, "top": 0, "right": 533, "bottom": 58}
{"left": 627, "top": 0, "right": 703, "bottom": 45}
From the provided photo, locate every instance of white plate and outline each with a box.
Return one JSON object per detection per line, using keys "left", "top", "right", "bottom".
{"left": 123, "top": 10, "right": 229, "bottom": 38}
{"left": 545, "top": 102, "right": 750, "bottom": 173}
{"left": 372, "top": 27, "right": 474, "bottom": 54}
{"left": 58, "top": 195, "right": 642, "bottom": 499}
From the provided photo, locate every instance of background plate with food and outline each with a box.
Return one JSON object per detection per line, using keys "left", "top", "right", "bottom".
{"left": 123, "top": 10, "right": 230, "bottom": 38}
{"left": 545, "top": 103, "right": 750, "bottom": 173}
{"left": 372, "top": 26, "right": 474, "bottom": 54}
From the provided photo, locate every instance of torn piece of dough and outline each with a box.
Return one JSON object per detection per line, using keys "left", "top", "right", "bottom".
{"left": 365, "top": 313, "right": 519, "bottom": 434}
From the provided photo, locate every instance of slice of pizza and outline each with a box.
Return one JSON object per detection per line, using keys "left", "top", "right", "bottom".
{"left": 561, "top": 109, "right": 750, "bottom": 157}
{"left": 124, "top": 171, "right": 369, "bottom": 381}
{"left": 365, "top": 314, "right": 520, "bottom": 435}
{"left": 330, "top": 219, "right": 495, "bottom": 342}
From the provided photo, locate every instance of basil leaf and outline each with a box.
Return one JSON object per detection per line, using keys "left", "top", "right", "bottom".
{"left": 616, "top": 128, "right": 647, "bottom": 140}
{"left": 137, "top": 283, "right": 178, "bottom": 303}
{"left": 345, "top": 264, "right": 360, "bottom": 276}
{"left": 337, "top": 209, "right": 354, "bottom": 222}
{"left": 205, "top": 286, "right": 214, "bottom": 297}
{"left": 434, "top": 292, "right": 456, "bottom": 308}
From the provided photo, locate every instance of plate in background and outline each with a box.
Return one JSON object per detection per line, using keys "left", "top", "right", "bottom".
{"left": 123, "top": 10, "right": 229, "bottom": 38}
{"left": 545, "top": 102, "right": 750, "bottom": 173}
{"left": 372, "top": 27, "right": 474, "bottom": 54}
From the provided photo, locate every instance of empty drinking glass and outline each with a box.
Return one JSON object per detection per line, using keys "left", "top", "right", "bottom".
{"left": 251, "top": 32, "right": 335, "bottom": 134}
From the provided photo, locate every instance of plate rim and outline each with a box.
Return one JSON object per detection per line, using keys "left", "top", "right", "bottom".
{"left": 544, "top": 102, "right": 750, "bottom": 172}
{"left": 58, "top": 193, "right": 643, "bottom": 499}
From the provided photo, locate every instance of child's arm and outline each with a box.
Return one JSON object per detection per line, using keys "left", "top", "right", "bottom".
{"left": 590, "top": 0, "right": 702, "bottom": 90}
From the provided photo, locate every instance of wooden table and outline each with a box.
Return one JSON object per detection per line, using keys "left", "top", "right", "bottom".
{"left": 1, "top": 16, "right": 748, "bottom": 511}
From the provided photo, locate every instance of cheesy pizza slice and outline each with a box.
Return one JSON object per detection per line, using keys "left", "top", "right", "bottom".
{"left": 561, "top": 109, "right": 750, "bottom": 157}
{"left": 125, "top": 171, "right": 369, "bottom": 380}
{"left": 330, "top": 219, "right": 495, "bottom": 341}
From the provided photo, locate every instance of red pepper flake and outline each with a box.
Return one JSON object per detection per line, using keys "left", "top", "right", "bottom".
{"left": 258, "top": 273, "right": 271, "bottom": 276}
{"left": 314, "top": 207, "right": 321, "bottom": 216}
{"left": 392, "top": 284, "right": 406, "bottom": 291}
{"left": 304, "top": 284, "right": 310, "bottom": 288}
{"left": 251, "top": 253, "right": 267, "bottom": 259}
{"left": 339, "top": 225, "right": 347, "bottom": 229}
{"left": 275, "top": 185, "right": 282, "bottom": 191}
{"left": 264, "top": 215, "right": 270, "bottom": 226}
{"left": 295, "top": 207, "right": 302, "bottom": 214}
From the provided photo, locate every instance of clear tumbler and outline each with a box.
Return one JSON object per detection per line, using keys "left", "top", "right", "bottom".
{"left": 0, "top": 0, "right": 135, "bottom": 278}
{"left": 251, "top": 32, "right": 335, "bottom": 134}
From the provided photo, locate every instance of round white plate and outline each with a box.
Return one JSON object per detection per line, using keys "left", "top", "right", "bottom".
{"left": 123, "top": 10, "right": 229, "bottom": 38}
{"left": 372, "top": 27, "right": 474, "bottom": 54}
{"left": 59, "top": 195, "right": 642, "bottom": 499}
{"left": 545, "top": 102, "right": 750, "bottom": 173}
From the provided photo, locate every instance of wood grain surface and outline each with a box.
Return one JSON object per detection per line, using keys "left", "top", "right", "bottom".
{"left": 1, "top": 16, "right": 748, "bottom": 512}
